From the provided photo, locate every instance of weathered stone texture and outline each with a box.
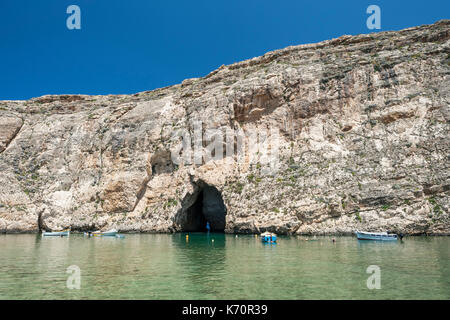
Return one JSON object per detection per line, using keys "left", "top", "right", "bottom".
{"left": 0, "top": 21, "right": 449, "bottom": 234}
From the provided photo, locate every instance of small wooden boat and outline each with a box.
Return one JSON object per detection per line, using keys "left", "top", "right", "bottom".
{"left": 85, "top": 229, "right": 118, "bottom": 237}
{"left": 260, "top": 232, "right": 277, "bottom": 243}
{"left": 42, "top": 229, "right": 70, "bottom": 237}
{"left": 355, "top": 230, "right": 399, "bottom": 241}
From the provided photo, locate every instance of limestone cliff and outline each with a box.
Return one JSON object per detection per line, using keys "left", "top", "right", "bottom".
{"left": 1, "top": 21, "right": 449, "bottom": 234}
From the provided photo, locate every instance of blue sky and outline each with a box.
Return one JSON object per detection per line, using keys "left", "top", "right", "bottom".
{"left": 0, "top": 0, "right": 448, "bottom": 100}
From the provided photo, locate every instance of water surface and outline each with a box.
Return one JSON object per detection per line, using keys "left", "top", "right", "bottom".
{"left": 0, "top": 233, "right": 448, "bottom": 299}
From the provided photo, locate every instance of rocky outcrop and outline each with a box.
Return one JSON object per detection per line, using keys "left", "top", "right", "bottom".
{"left": 0, "top": 115, "right": 23, "bottom": 153}
{"left": 0, "top": 21, "right": 449, "bottom": 234}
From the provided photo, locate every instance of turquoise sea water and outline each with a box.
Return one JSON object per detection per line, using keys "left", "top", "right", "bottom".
{"left": 0, "top": 233, "right": 448, "bottom": 299}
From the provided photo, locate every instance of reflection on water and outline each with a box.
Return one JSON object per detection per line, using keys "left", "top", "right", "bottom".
{"left": 172, "top": 233, "right": 226, "bottom": 299}
{"left": 0, "top": 234, "right": 448, "bottom": 299}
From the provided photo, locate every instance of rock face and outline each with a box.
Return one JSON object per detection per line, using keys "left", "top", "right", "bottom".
{"left": 1, "top": 21, "right": 449, "bottom": 234}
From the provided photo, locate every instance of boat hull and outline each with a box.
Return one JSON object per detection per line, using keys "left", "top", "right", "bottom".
{"left": 355, "top": 232, "right": 398, "bottom": 241}
{"left": 42, "top": 231, "right": 70, "bottom": 237}
{"left": 93, "top": 232, "right": 117, "bottom": 237}
{"left": 261, "top": 235, "right": 277, "bottom": 243}
{"left": 87, "top": 229, "right": 118, "bottom": 237}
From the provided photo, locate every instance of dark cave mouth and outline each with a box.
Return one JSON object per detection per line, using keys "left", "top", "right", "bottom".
{"left": 182, "top": 185, "right": 227, "bottom": 232}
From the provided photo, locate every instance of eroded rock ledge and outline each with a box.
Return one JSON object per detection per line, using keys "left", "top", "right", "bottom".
{"left": 0, "top": 20, "right": 449, "bottom": 234}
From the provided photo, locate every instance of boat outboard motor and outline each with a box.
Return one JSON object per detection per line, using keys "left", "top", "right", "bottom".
{"left": 399, "top": 233, "right": 404, "bottom": 240}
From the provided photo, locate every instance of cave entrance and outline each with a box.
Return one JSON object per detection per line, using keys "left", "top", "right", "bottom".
{"left": 183, "top": 184, "right": 227, "bottom": 232}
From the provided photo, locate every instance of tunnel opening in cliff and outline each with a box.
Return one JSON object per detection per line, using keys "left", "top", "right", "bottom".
{"left": 181, "top": 184, "right": 227, "bottom": 232}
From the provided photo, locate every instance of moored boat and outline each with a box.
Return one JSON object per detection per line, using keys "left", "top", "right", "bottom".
{"left": 355, "top": 230, "right": 400, "bottom": 241}
{"left": 85, "top": 229, "right": 118, "bottom": 237}
{"left": 42, "top": 229, "right": 70, "bottom": 237}
{"left": 260, "top": 232, "right": 277, "bottom": 243}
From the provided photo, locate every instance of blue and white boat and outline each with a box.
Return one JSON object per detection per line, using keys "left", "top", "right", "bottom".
{"left": 261, "top": 232, "right": 277, "bottom": 243}
{"left": 85, "top": 229, "right": 118, "bottom": 237}
{"left": 355, "top": 230, "right": 399, "bottom": 241}
{"left": 42, "top": 229, "right": 70, "bottom": 237}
